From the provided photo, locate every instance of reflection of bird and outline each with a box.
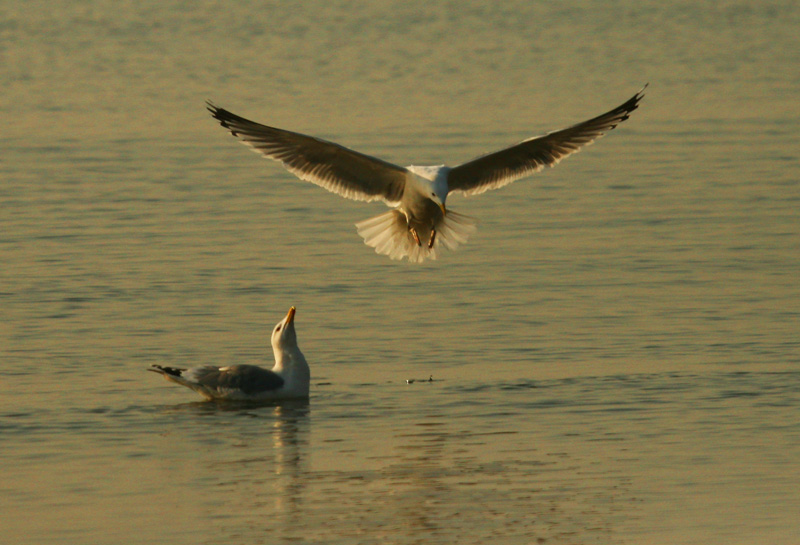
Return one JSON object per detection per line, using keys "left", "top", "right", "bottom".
{"left": 208, "top": 85, "right": 645, "bottom": 263}
{"left": 148, "top": 307, "right": 309, "bottom": 401}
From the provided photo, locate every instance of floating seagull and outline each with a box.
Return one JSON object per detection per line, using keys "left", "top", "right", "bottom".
{"left": 148, "top": 307, "right": 309, "bottom": 401}
{"left": 208, "top": 85, "right": 645, "bottom": 263}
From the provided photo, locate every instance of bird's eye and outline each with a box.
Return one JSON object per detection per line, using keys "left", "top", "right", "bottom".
{"left": 276, "top": 325, "right": 282, "bottom": 332}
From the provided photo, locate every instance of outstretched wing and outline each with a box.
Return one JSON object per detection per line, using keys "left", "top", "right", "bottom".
{"left": 208, "top": 103, "right": 407, "bottom": 205}
{"left": 447, "top": 85, "right": 646, "bottom": 196}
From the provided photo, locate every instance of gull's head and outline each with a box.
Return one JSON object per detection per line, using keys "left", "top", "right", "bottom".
{"left": 408, "top": 165, "right": 449, "bottom": 216}
{"left": 431, "top": 171, "right": 450, "bottom": 215}
{"left": 428, "top": 177, "right": 450, "bottom": 216}
{"left": 271, "top": 306, "right": 298, "bottom": 353}
{"left": 429, "top": 191, "right": 446, "bottom": 216}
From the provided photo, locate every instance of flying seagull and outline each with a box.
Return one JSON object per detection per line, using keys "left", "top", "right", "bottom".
{"left": 208, "top": 85, "right": 646, "bottom": 263}
{"left": 148, "top": 307, "right": 309, "bottom": 401}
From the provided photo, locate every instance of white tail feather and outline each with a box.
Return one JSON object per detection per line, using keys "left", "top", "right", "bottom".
{"left": 355, "top": 210, "right": 477, "bottom": 263}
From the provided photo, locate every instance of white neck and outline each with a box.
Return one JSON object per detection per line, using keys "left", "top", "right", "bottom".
{"left": 273, "top": 348, "right": 310, "bottom": 382}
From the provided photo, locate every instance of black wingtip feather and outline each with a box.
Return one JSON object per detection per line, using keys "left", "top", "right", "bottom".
{"left": 206, "top": 101, "right": 244, "bottom": 136}
{"left": 149, "top": 364, "right": 184, "bottom": 377}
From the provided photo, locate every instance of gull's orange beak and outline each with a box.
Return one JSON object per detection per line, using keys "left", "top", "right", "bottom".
{"left": 439, "top": 203, "right": 447, "bottom": 216}
{"left": 286, "top": 306, "right": 296, "bottom": 323}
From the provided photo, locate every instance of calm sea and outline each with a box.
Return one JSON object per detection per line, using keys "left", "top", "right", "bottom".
{"left": 2, "top": 1, "right": 799, "bottom": 543}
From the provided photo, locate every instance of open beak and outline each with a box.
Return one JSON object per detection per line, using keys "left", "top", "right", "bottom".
{"left": 286, "top": 306, "right": 296, "bottom": 323}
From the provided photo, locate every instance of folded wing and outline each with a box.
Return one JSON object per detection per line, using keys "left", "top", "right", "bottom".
{"left": 187, "top": 365, "right": 285, "bottom": 395}
{"left": 208, "top": 103, "right": 408, "bottom": 205}
{"left": 448, "top": 85, "right": 646, "bottom": 196}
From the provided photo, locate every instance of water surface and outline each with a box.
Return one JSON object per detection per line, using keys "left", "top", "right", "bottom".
{"left": 2, "top": 1, "right": 799, "bottom": 544}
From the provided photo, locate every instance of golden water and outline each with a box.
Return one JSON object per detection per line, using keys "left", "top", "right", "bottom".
{"left": 2, "top": 1, "right": 799, "bottom": 543}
